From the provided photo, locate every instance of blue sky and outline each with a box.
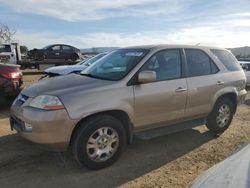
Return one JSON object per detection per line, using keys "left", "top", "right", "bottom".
{"left": 0, "top": 0, "right": 250, "bottom": 49}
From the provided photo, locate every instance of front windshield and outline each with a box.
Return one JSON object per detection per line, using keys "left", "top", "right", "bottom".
{"left": 78, "top": 53, "right": 106, "bottom": 66}
{"left": 0, "top": 45, "right": 11, "bottom": 53}
{"left": 80, "top": 49, "right": 149, "bottom": 81}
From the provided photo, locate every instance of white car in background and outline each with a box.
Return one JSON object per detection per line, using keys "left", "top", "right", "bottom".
{"left": 239, "top": 61, "right": 250, "bottom": 86}
{"left": 44, "top": 52, "right": 108, "bottom": 77}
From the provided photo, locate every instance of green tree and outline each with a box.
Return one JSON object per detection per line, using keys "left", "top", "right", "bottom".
{"left": 20, "top": 45, "right": 28, "bottom": 54}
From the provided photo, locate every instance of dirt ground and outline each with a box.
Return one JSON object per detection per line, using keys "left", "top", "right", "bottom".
{"left": 0, "top": 75, "right": 250, "bottom": 188}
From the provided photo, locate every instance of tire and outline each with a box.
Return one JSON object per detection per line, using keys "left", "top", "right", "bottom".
{"left": 70, "top": 54, "right": 78, "bottom": 61}
{"left": 72, "top": 115, "right": 126, "bottom": 170}
{"left": 206, "top": 97, "right": 234, "bottom": 134}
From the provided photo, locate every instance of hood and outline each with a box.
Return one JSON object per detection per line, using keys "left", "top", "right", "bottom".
{"left": 22, "top": 73, "right": 113, "bottom": 97}
{"left": 44, "top": 65, "right": 87, "bottom": 75}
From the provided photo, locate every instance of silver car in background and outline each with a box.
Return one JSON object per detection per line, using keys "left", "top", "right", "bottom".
{"left": 44, "top": 52, "right": 108, "bottom": 77}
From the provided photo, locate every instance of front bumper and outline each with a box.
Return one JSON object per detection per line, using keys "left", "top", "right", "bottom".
{"left": 10, "top": 104, "right": 78, "bottom": 151}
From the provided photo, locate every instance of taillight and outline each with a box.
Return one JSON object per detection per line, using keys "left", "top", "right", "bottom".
{"left": 2, "top": 71, "right": 22, "bottom": 79}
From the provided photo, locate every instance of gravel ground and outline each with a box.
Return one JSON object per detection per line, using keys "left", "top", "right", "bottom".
{"left": 0, "top": 75, "right": 249, "bottom": 188}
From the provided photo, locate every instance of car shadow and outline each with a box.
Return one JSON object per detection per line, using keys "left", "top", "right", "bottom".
{"left": 0, "top": 128, "right": 214, "bottom": 188}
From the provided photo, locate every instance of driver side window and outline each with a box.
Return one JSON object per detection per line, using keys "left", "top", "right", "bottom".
{"left": 141, "top": 49, "right": 182, "bottom": 81}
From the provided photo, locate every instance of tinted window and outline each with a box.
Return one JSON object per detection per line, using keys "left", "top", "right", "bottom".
{"left": 186, "top": 49, "right": 219, "bottom": 77}
{"left": 141, "top": 49, "right": 181, "bottom": 81}
{"left": 51, "top": 45, "right": 60, "bottom": 51}
{"left": 211, "top": 49, "right": 241, "bottom": 71}
{"left": 211, "top": 60, "right": 219, "bottom": 73}
{"left": 0, "top": 45, "right": 11, "bottom": 53}
{"left": 62, "top": 45, "right": 72, "bottom": 50}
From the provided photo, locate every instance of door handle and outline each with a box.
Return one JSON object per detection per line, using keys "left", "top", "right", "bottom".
{"left": 216, "top": 81, "right": 224, "bottom": 86}
{"left": 175, "top": 87, "right": 187, "bottom": 92}
{"left": 55, "top": 53, "right": 60, "bottom": 55}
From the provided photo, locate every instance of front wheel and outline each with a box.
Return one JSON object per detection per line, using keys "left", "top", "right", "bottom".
{"left": 206, "top": 97, "right": 234, "bottom": 134}
{"left": 72, "top": 115, "right": 126, "bottom": 170}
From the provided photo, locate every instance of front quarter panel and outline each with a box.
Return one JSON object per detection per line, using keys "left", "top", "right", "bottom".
{"left": 60, "top": 84, "right": 135, "bottom": 125}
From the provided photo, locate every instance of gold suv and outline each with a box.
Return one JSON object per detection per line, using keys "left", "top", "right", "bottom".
{"left": 10, "top": 45, "right": 247, "bottom": 169}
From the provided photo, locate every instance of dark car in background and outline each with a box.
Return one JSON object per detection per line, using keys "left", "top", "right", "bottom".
{"left": 27, "top": 44, "right": 81, "bottom": 61}
{"left": 0, "top": 63, "right": 23, "bottom": 98}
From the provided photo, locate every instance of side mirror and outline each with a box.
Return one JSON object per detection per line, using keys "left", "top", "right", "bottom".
{"left": 138, "top": 71, "right": 156, "bottom": 84}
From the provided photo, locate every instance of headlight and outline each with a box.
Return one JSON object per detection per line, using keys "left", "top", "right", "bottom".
{"left": 29, "top": 95, "right": 65, "bottom": 110}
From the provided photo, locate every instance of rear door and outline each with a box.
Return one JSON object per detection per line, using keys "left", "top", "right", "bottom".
{"left": 61, "top": 45, "right": 73, "bottom": 59}
{"left": 134, "top": 49, "right": 188, "bottom": 129}
{"left": 184, "top": 49, "right": 223, "bottom": 119}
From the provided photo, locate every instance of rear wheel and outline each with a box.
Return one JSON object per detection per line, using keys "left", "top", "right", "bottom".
{"left": 206, "top": 97, "right": 234, "bottom": 134}
{"left": 70, "top": 54, "right": 78, "bottom": 61}
{"left": 72, "top": 115, "right": 126, "bottom": 170}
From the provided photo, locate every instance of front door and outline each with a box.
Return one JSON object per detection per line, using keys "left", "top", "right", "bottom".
{"left": 47, "top": 45, "right": 61, "bottom": 59}
{"left": 134, "top": 49, "right": 187, "bottom": 129}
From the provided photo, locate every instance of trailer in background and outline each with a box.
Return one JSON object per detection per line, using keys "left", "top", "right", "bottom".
{"left": 0, "top": 43, "right": 21, "bottom": 64}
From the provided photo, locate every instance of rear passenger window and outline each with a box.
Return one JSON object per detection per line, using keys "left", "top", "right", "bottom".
{"left": 210, "top": 49, "right": 241, "bottom": 71}
{"left": 62, "top": 45, "right": 72, "bottom": 50}
{"left": 185, "top": 49, "right": 219, "bottom": 77}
